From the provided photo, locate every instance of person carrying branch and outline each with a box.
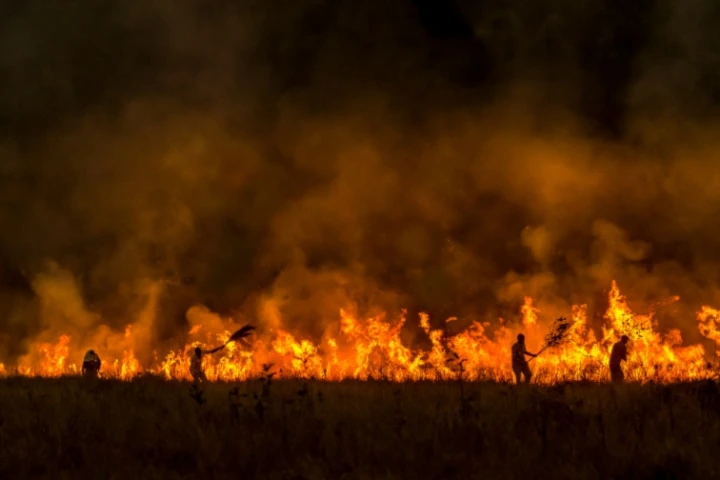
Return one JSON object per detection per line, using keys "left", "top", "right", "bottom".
{"left": 190, "top": 347, "right": 210, "bottom": 384}
{"left": 82, "top": 349, "right": 101, "bottom": 379}
{"left": 189, "top": 325, "right": 256, "bottom": 384}
{"left": 511, "top": 333, "right": 538, "bottom": 384}
{"left": 609, "top": 335, "right": 629, "bottom": 383}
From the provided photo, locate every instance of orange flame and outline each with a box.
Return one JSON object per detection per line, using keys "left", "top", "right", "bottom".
{"left": 4, "top": 281, "right": 717, "bottom": 384}
{"left": 521, "top": 296, "right": 539, "bottom": 326}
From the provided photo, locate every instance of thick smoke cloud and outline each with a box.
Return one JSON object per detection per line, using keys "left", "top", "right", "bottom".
{"left": 1, "top": 0, "right": 720, "bottom": 363}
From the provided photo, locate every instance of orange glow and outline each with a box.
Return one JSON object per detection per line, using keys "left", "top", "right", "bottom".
{"left": 521, "top": 296, "right": 539, "bottom": 326}
{"left": 4, "top": 281, "right": 718, "bottom": 383}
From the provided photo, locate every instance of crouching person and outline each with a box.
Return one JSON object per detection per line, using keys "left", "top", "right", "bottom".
{"left": 82, "top": 349, "right": 101, "bottom": 379}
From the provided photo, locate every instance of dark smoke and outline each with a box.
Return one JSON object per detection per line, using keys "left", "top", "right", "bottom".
{"left": 1, "top": 0, "right": 720, "bottom": 362}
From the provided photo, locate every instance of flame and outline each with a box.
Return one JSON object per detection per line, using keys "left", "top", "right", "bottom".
{"left": 521, "top": 296, "right": 539, "bottom": 326}
{"left": 5, "top": 281, "right": 718, "bottom": 383}
{"left": 698, "top": 306, "right": 720, "bottom": 344}
{"left": 20, "top": 335, "right": 76, "bottom": 377}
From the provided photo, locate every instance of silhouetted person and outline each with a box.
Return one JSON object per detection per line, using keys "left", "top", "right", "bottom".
{"left": 610, "top": 335, "right": 629, "bottom": 383}
{"left": 82, "top": 350, "right": 101, "bottom": 379}
{"left": 512, "top": 333, "right": 537, "bottom": 384}
{"left": 190, "top": 347, "right": 209, "bottom": 384}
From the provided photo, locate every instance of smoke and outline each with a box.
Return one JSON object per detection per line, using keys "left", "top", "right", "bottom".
{"left": 1, "top": 0, "right": 720, "bottom": 364}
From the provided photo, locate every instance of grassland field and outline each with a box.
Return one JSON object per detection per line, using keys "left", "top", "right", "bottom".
{"left": 1, "top": 376, "right": 719, "bottom": 479}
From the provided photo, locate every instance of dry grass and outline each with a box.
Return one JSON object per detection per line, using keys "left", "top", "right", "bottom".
{"left": 0, "top": 376, "right": 718, "bottom": 479}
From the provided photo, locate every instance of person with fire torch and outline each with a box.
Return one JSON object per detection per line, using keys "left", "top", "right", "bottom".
{"left": 511, "top": 333, "right": 538, "bottom": 384}
{"left": 82, "top": 349, "right": 102, "bottom": 379}
{"left": 609, "top": 335, "right": 629, "bottom": 383}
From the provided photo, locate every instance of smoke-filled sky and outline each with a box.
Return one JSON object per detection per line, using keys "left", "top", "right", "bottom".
{"left": 2, "top": 0, "right": 720, "bottom": 361}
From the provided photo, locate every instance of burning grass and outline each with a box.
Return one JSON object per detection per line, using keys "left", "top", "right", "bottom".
{"left": 6, "top": 281, "right": 720, "bottom": 385}
{"left": 1, "top": 377, "right": 719, "bottom": 478}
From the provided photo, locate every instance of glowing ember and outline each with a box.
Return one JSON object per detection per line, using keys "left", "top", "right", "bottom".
{"left": 3, "top": 281, "right": 718, "bottom": 384}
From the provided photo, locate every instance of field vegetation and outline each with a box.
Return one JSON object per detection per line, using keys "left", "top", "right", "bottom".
{"left": 1, "top": 376, "right": 719, "bottom": 479}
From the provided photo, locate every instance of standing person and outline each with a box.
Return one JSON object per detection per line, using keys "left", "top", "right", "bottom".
{"left": 82, "top": 350, "right": 101, "bottom": 379}
{"left": 190, "top": 347, "right": 209, "bottom": 384}
{"left": 511, "top": 334, "right": 538, "bottom": 384}
{"left": 610, "top": 335, "right": 630, "bottom": 383}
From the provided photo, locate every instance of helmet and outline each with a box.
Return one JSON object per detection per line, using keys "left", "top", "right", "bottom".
{"left": 621, "top": 335, "right": 629, "bottom": 343}
{"left": 517, "top": 333, "right": 525, "bottom": 341}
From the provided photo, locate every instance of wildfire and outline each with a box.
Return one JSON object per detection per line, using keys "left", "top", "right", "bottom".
{"left": 29, "top": 335, "right": 74, "bottom": 377}
{"left": 4, "top": 281, "right": 720, "bottom": 384}
{"left": 521, "top": 296, "right": 539, "bottom": 326}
